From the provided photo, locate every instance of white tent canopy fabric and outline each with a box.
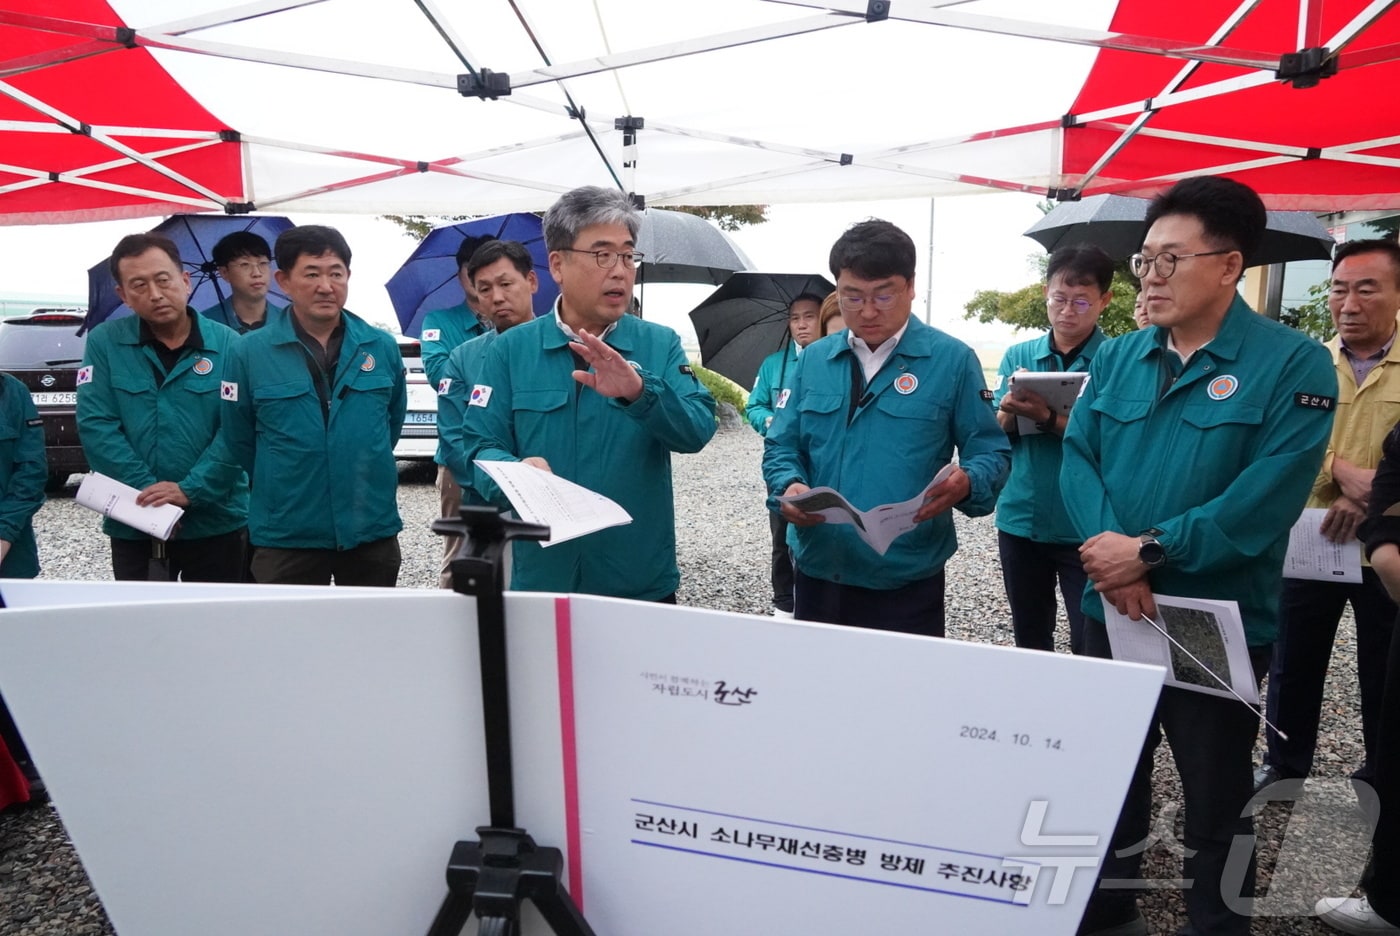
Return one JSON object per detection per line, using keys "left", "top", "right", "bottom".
{"left": 2, "top": 0, "right": 1115, "bottom": 220}
{"left": 5, "top": 0, "right": 1399, "bottom": 222}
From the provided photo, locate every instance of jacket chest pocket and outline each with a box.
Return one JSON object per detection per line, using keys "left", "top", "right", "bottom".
{"left": 1178, "top": 399, "right": 1267, "bottom": 476}
{"left": 342, "top": 372, "right": 394, "bottom": 404}
{"left": 872, "top": 391, "right": 952, "bottom": 469}
{"left": 111, "top": 373, "right": 155, "bottom": 401}
{"left": 253, "top": 378, "right": 313, "bottom": 430}
{"left": 513, "top": 388, "right": 569, "bottom": 446}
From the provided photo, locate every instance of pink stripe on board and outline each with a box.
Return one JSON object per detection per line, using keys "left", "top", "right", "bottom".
{"left": 554, "top": 596, "right": 584, "bottom": 909}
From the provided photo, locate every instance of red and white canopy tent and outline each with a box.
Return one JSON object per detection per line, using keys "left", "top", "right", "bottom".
{"left": 1, "top": 0, "right": 1398, "bottom": 226}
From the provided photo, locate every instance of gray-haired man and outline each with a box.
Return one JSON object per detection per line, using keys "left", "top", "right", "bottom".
{"left": 459, "top": 186, "right": 716, "bottom": 601}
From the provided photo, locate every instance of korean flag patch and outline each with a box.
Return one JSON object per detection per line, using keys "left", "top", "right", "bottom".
{"left": 437, "top": 377, "right": 452, "bottom": 395}
{"left": 220, "top": 380, "right": 239, "bottom": 402}
{"left": 422, "top": 329, "right": 441, "bottom": 341}
{"left": 76, "top": 365, "right": 93, "bottom": 387}
{"left": 469, "top": 384, "right": 493, "bottom": 408}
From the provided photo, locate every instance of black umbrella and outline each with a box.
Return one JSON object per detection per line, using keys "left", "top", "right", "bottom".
{"left": 636, "top": 209, "right": 755, "bottom": 286}
{"left": 689, "top": 272, "right": 835, "bottom": 391}
{"left": 1024, "top": 194, "right": 1335, "bottom": 267}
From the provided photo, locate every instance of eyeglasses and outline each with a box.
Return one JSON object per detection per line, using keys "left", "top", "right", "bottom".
{"left": 837, "top": 293, "right": 900, "bottom": 314}
{"left": 226, "top": 259, "right": 270, "bottom": 274}
{"left": 1046, "top": 295, "right": 1096, "bottom": 314}
{"left": 1130, "top": 250, "right": 1233, "bottom": 279}
{"left": 560, "top": 248, "right": 644, "bottom": 270}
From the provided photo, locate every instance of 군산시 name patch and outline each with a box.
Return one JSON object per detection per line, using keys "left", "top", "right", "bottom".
{"left": 979, "top": 389, "right": 994, "bottom": 401}
{"left": 1295, "top": 392, "right": 1335, "bottom": 411}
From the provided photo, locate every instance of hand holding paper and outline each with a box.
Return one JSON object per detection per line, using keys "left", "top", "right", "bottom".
{"left": 475, "top": 460, "right": 631, "bottom": 547}
{"left": 778, "top": 465, "right": 956, "bottom": 555}
{"left": 76, "top": 471, "right": 184, "bottom": 541}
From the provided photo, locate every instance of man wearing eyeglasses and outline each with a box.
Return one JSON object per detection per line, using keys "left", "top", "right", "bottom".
{"left": 762, "top": 219, "right": 1010, "bottom": 635}
{"left": 200, "top": 231, "right": 282, "bottom": 334}
{"left": 1258, "top": 239, "right": 1400, "bottom": 806}
{"left": 993, "top": 244, "right": 1114, "bottom": 655}
{"left": 1061, "top": 176, "right": 1337, "bottom": 936}
{"left": 460, "top": 186, "right": 716, "bottom": 601}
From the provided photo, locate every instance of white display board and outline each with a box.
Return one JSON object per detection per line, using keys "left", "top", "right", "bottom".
{"left": 0, "top": 580, "right": 1163, "bottom": 935}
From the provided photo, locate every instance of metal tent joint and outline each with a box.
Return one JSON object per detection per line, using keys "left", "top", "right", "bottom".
{"left": 839, "top": 153, "right": 853, "bottom": 166}
{"left": 224, "top": 201, "right": 254, "bottom": 214}
{"left": 114, "top": 27, "right": 136, "bottom": 48}
{"left": 1276, "top": 47, "right": 1337, "bottom": 89}
{"left": 218, "top": 129, "right": 241, "bottom": 143}
{"left": 865, "top": 0, "right": 890, "bottom": 23}
{"left": 1047, "top": 187, "right": 1082, "bottom": 202}
{"left": 458, "top": 69, "right": 512, "bottom": 99}
{"left": 615, "top": 115, "right": 644, "bottom": 146}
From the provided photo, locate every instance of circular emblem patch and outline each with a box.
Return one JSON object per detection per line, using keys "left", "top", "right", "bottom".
{"left": 1207, "top": 375, "right": 1239, "bottom": 400}
{"left": 894, "top": 373, "right": 919, "bottom": 395}
{"left": 360, "top": 353, "right": 376, "bottom": 372}
{"left": 192, "top": 357, "right": 214, "bottom": 375}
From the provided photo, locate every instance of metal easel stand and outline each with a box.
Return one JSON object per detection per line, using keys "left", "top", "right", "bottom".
{"left": 425, "top": 506, "right": 597, "bottom": 936}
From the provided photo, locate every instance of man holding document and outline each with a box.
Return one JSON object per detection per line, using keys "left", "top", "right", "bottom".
{"left": 1258, "top": 239, "right": 1400, "bottom": 796}
{"left": 77, "top": 233, "right": 249, "bottom": 582}
{"left": 460, "top": 186, "right": 715, "bottom": 602}
{"left": 1060, "top": 176, "right": 1337, "bottom": 936}
{"left": 762, "top": 219, "right": 1009, "bottom": 636}
{"left": 993, "top": 244, "right": 1114, "bottom": 655}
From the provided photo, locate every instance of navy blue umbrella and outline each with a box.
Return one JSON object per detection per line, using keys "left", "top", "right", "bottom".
{"left": 84, "top": 214, "right": 295, "bottom": 334}
{"left": 386, "top": 213, "right": 557, "bottom": 338}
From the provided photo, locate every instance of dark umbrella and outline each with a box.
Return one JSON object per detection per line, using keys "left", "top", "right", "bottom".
{"left": 385, "top": 213, "right": 557, "bottom": 338}
{"left": 689, "top": 272, "right": 835, "bottom": 391}
{"left": 84, "top": 214, "right": 295, "bottom": 334}
{"left": 1024, "top": 194, "right": 1335, "bottom": 267}
{"left": 636, "top": 208, "right": 755, "bottom": 286}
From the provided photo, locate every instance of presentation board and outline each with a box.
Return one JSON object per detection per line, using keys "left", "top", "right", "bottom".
{"left": 0, "top": 580, "right": 1163, "bottom": 935}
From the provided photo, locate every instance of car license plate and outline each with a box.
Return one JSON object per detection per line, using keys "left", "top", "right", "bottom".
{"left": 30, "top": 392, "right": 75, "bottom": 406}
{"left": 405, "top": 411, "right": 437, "bottom": 425}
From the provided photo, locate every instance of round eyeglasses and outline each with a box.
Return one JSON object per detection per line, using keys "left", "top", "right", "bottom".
{"left": 560, "top": 248, "right": 644, "bottom": 270}
{"left": 1130, "top": 250, "right": 1232, "bottom": 279}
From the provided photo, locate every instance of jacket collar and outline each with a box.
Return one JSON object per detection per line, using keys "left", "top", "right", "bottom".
{"left": 1137, "top": 293, "right": 1254, "bottom": 363}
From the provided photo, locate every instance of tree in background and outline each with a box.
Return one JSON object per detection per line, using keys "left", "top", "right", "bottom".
{"left": 964, "top": 261, "right": 1141, "bottom": 338}
{"left": 669, "top": 205, "right": 768, "bottom": 231}
{"left": 381, "top": 214, "right": 475, "bottom": 240}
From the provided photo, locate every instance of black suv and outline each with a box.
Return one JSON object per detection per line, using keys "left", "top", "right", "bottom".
{"left": 0, "top": 310, "right": 88, "bottom": 490}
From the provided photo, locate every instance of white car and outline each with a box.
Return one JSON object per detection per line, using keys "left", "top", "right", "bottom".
{"left": 394, "top": 337, "right": 438, "bottom": 460}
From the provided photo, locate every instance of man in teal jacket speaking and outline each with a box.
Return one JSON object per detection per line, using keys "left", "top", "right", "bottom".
{"left": 1061, "top": 176, "right": 1337, "bottom": 936}
{"left": 461, "top": 186, "right": 715, "bottom": 602}
{"left": 78, "top": 232, "right": 249, "bottom": 581}
{"left": 221, "top": 225, "right": 406, "bottom": 586}
{"left": 763, "top": 219, "right": 1010, "bottom": 636}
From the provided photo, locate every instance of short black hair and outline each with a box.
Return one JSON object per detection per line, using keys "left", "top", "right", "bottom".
{"left": 109, "top": 233, "right": 181, "bottom": 282}
{"left": 274, "top": 225, "right": 351, "bottom": 271}
{"left": 455, "top": 234, "right": 498, "bottom": 270}
{"left": 829, "top": 220, "right": 916, "bottom": 282}
{"left": 790, "top": 292, "right": 826, "bottom": 310}
{"left": 1046, "top": 244, "right": 1115, "bottom": 293}
{"left": 1333, "top": 238, "right": 1400, "bottom": 287}
{"left": 212, "top": 231, "right": 272, "bottom": 267}
{"left": 468, "top": 239, "right": 533, "bottom": 282}
{"left": 1143, "top": 176, "right": 1266, "bottom": 276}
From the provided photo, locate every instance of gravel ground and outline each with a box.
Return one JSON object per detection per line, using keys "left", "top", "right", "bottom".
{"left": 0, "top": 427, "right": 1373, "bottom": 934}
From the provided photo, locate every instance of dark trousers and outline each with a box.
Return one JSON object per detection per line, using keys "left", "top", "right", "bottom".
{"left": 111, "top": 528, "right": 247, "bottom": 583}
{"left": 768, "top": 512, "right": 794, "bottom": 612}
{"left": 997, "top": 529, "right": 1089, "bottom": 654}
{"left": 1362, "top": 608, "right": 1400, "bottom": 922}
{"left": 1080, "top": 615, "right": 1269, "bottom": 936}
{"left": 251, "top": 536, "right": 401, "bottom": 587}
{"left": 1264, "top": 573, "right": 1395, "bottom": 781}
{"left": 794, "top": 566, "right": 945, "bottom": 637}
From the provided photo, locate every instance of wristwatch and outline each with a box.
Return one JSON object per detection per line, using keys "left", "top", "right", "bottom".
{"left": 1034, "top": 409, "right": 1059, "bottom": 433}
{"left": 1138, "top": 532, "right": 1167, "bottom": 569}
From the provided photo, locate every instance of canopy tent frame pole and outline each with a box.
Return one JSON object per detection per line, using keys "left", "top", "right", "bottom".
{"left": 0, "top": 139, "right": 224, "bottom": 197}
{"left": 1073, "top": 0, "right": 1263, "bottom": 195}
{"left": 0, "top": 78, "right": 232, "bottom": 205}
{"left": 144, "top": 0, "right": 330, "bottom": 37}
{"left": 771, "top": 0, "right": 1284, "bottom": 68}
